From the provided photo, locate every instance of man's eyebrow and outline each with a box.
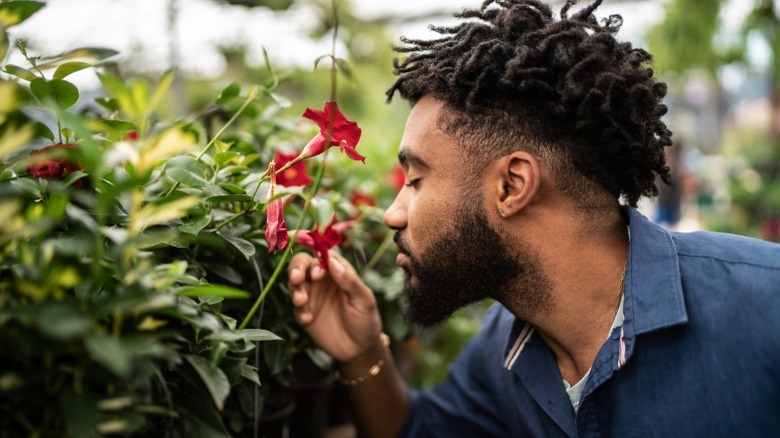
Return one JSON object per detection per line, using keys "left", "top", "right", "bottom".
{"left": 398, "top": 149, "right": 430, "bottom": 169}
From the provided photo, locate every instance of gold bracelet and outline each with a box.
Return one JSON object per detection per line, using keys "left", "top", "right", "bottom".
{"left": 338, "top": 333, "right": 390, "bottom": 387}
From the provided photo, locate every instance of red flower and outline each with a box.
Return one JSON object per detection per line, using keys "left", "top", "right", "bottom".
{"left": 760, "top": 219, "right": 780, "bottom": 242}
{"left": 265, "top": 161, "right": 289, "bottom": 253}
{"left": 124, "top": 130, "right": 139, "bottom": 141}
{"left": 300, "top": 101, "right": 364, "bottom": 163}
{"left": 350, "top": 190, "right": 376, "bottom": 208}
{"left": 27, "top": 143, "right": 85, "bottom": 187}
{"left": 274, "top": 150, "right": 313, "bottom": 187}
{"left": 389, "top": 164, "right": 405, "bottom": 192}
{"left": 295, "top": 217, "right": 353, "bottom": 270}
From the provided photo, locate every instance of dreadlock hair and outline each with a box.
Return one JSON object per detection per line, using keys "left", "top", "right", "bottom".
{"left": 386, "top": 0, "right": 672, "bottom": 208}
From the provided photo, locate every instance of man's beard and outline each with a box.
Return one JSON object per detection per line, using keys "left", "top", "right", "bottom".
{"left": 396, "top": 202, "right": 551, "bottom": 327}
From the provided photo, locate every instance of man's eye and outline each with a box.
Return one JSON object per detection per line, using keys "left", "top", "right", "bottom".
{"left": 405, "top": 178, "right": 420, "bottom": 188}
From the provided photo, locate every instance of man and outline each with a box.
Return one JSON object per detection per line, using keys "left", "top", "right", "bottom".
{"left": 288, "top": 0, "right": 780, "bottom": 436}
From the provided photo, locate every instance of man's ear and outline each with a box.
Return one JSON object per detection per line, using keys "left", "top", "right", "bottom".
{"left": 494, "top": 151, "right": 541, "bottom": 218}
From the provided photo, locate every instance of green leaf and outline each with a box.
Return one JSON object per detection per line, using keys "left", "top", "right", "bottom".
{"left": 266, "top": 90, "right": 292, "bottom": 108}
{"left": 313, "top": 54, "right": 331, "bottom": 71}
{"left": 36, "top": 303, "right": 93, "bottom": 340}
{"left": 218, "top": 356, "right": 247, "bottom": 386}
{"left": 4, "top": 64, "right": 37, "bottom": 81}
{"left": 263, "top": 340, "right": 290, "bottom": 375}
{"left": 0, "top": 122, "right": 35, "bottom": 160}
{"left": 38, "top": 47, "right": 119, "bottom": 69}
{"left": 240, "top": 364, "right": 262, "bottom": 387}
{"left": 216, "top": 82, "right": 240, "bottom": 104}
{"left": 85, "top": 334, "right": 133, "bottom": 378}
{"left": 206, "top": 329, "right": 282, "bottom": 343}
{"left": 210, "top": 341, "right": 230, "bottom": 368}
{"left": 179, "top": 214, "right": 211, "bottom": 235}
{"left": 217, "top": 182, "right": 245, "bottom": 194}
{"left": 178, "top": 284, "right": 250, "bottom": 299}
{"left": 312, "top": 197, "right": 335, "bottom": 229}
{"left": 95, "top": 97, "right": 119, "bottom": 112}
{"left": 218, "top": 232, "right": 256, "bottom": 259}
{"left": 30, "top": 77, "right": 79, "bottom": 109}
{"left": 62, "top": 170, "right": 88, "bottom": 187}
{"left": 0, "top": 1, "right": 45, "bottom": 27}
{"left": 336, "top": 57, "right": 355, "bottom": 81}
{"left": 149, "top": 69, "right": 174, "bottom": 113}
{"left": 167, "top": 166, "right": 208, "bottom": 187}
{"left": 174, "top": 391, "right": 232, "bottom": 438}
{"left": 53, "top": 61, "right": 92, "bottom": 79}
{"left": 59, "top": 392, "right": 100, "bottom": 438}
{"left": 185, "top": 354, "right": 231, "bottom": 411}
{"left": 0, "top": 31, "right": 7, "bottom": 63}
{"left": 34, "top": 121, "right": 54, "bottom": 141}
{"left": 10, "top": 177, "right": 42, "bottom": 198}
{"left": 213, "top": 151, "right": 240, "bottom": 166}
{"left": 86, "top": 118, "right": 137, "bottom": 133}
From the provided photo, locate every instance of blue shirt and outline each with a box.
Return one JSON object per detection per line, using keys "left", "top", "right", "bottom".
{"left": 401, "top": 208, "right": 780, "bottom": 437}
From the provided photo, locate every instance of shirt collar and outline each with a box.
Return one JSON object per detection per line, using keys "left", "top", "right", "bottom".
{"left": 503, "top": 207, "right": 688, "bottom": 368}
{"left": 624, "top": 206, "right": 688, "bottom": 335}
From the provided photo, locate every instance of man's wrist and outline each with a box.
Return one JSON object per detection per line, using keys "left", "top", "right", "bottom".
{"left": 337, "top": 333, "right": 391, "bottom": 386}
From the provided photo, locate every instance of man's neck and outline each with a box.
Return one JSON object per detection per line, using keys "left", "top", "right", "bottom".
{"left": 510, "top": 210, "right": 629, "bottom": 383}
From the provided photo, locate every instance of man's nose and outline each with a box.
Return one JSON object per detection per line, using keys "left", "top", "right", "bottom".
{"left": 383, "top": 190, "right": 408, "bottom": 231}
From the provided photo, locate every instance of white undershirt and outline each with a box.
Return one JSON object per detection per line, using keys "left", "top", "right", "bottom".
{"left": 563, "top": 295, "right": 625, "bottom": 412}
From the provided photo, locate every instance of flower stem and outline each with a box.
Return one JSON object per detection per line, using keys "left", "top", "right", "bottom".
{"left": 198, "top": 86, "right": 258, "bottom": 161}
{"left": 165, "top": 86, "right": 258, "bottom": 199}
{"left": 216, "top": 210, "right": 248, "bottom": 231}
{"left": 239, "top": 0, "right": 342, "bottom": 330}
{"left": 238, "top": 150, "right": 329, "bottom": 330}
{"left": 361, "top": 229, "right": 394, "bottom": 274}
{"left": 330, "top": 0, "right": 339, "bottom": 103}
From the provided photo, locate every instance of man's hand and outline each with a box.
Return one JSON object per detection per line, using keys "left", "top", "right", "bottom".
{"left": 287, "top": 250, "right": 383, "bottom": 363}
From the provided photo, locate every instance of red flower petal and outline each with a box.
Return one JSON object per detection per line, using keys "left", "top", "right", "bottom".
{"left": 275, "top": 150, "right": 312, "bottom": 187}
{"left": 389, "top": 164, "right": 406, "bottom": 192}
{"left": 300, "top": 101, "right": 363, "bottom": 163}
{"left": 27, "top": 142, "right": 83, "bottom": 181}
{"left": 265, "top": 161, "right": 289, "bottom": 253}
{"left": 294, "top": 217, "right": 351, "bottom": 270}
{"left": 265, "top": 198, "right": 289, "bottom": 252}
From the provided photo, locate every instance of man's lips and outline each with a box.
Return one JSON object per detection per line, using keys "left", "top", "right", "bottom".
{"left": 396, "top": 253, "right": 411, "bottom": 269}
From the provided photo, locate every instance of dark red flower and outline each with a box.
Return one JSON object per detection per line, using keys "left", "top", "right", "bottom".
{"left": 350, "top": 190, "right": 376, "bottom": 208}
{"left": 265, "top": 161, "right": 289, "bottom": 253}
{"left": 27, "top": 143, "right": 85, "bottom": 187}
{"left": 274, "top": 150, "right": 313, "bottom": 187}
{"left": 124, "top": 130, "right": 139, "bottom": 141}
{"left": 300, "top": 101, "right": 364, "bottom": 163}
{"left": 295, "top": 217, "right": 353, "bottom": 270}
{"left": 759, "top": 219, "right": 780, "bottom": 242}
{"left": 389, "top": 164, "right": 405, "bottom": 192}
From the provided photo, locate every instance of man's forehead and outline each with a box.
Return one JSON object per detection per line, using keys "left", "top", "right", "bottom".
{"left": 397, "top": 96, "right": 452, "bottom": 169}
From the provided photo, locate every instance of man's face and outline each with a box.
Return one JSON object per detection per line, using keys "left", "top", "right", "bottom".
{"left": 384, "top": 97, "right": 548, "bottom": 326}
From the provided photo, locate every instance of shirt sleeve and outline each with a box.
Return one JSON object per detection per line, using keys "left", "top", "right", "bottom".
{"left": 399, "top": 303, "right": 512, "bottom": 437}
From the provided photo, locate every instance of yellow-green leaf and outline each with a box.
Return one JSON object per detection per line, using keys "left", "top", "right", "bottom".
{"left": 0, "top": 122, "right": 34, "bottom": 160}
{"left": 53, "top": 61, "right": 92, "bottom": 79}
{"left": 0, "top": 1, "right": 44, "bottom": 27}
{"left": 149, "top": 69, "right": 174, "bottom": 114}
{"left": 30, "top": 78, "right": 79, "bottom": 109}
{"left": 178, "top": 284, "right": 250, "bottom": 299}
{"left": 130, "top": 196, "right": 199, "bottom": 234}
{"left": 137, "top": 127, "right": 197, "bottom": 172}
{"left": 4, "top": 64, "right": 37, "bottom": 81}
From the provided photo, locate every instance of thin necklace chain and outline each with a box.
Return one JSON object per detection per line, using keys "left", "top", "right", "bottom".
{"left": 616, "top": 259, "right": 627, "bottom": 311}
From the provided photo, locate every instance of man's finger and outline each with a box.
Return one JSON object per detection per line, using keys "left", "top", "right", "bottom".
{"left": 327, "top": 251, "right": 372, "bottom": 300}
{"left": 288, "top": 252, "right": 315, "bottom": 285}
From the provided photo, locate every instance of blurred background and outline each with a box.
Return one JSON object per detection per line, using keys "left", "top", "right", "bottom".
{"left": 6, "top": 0, "right": 778, "bottom": 393}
